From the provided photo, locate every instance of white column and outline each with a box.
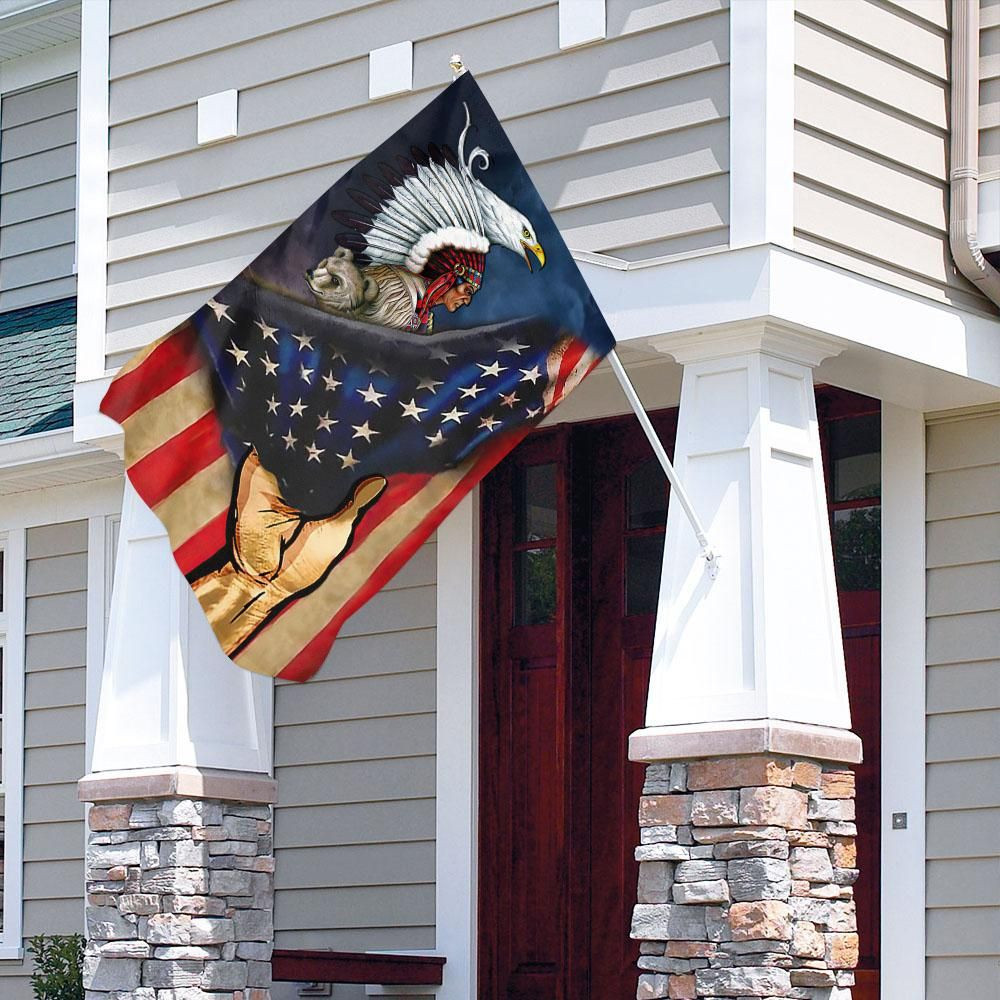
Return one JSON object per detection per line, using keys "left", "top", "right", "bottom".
{"left": 88, "top": 480, "right": 273, "bottom": 776}
{"left": 642, "top": 325, "right": 851, "bottom": 734}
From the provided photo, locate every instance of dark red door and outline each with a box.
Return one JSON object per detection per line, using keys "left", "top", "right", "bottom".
{"left": 480, "top": 392, "right": 881, "bottom": 1000}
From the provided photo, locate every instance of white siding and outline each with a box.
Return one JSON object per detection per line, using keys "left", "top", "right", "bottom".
{"left": 0, "top": 520, "right": 87, "bottom": 998}
{"left": 925, "top": 409, "right": 1000, "bottom": 998}
{"left": 794, "top": 0, "right": 993, "bottom": 314}
{"left": 273, "top": 538, "right": 437, "bottom": 952}
{"left": 0, "top": 75, "right": 78, "bottom": 313}
{"left": 103, "top": 0, "right": 731, "bottom": 368}
{"left": 981, "top": 0, "right": 1000, "bottom": 181}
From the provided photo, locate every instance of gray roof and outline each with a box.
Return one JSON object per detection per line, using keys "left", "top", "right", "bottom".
{"left": 0, "top": 298, "right": 76, "bottom": 440}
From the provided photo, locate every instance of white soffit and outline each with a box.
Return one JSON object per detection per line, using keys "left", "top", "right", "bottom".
{"left": 369, "top": 40, "right": 413, "bottom": 100}
{"left": 0, "top": 0, "right": 80, "bottom": 61}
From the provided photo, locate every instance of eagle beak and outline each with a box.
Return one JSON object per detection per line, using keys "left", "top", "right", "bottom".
{"left": 521, "top": 241, "right": 545, "bottom": 271}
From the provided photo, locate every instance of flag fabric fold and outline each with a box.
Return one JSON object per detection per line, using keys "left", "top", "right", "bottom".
{"left": 101, "top": 71, "right": 614, "bottom": 681}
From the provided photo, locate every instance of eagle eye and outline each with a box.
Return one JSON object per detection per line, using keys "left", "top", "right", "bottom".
{"left": 522, "top": 227, "right": 531, "bottom": 239}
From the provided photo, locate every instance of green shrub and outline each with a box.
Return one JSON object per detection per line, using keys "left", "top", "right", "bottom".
{"left": 26, "top": 934, "right": 84, "bottom": 1000}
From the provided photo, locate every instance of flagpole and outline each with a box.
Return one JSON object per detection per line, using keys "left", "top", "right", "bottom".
{"left": 607, "top": 349, "right": 720, "bottom": 578}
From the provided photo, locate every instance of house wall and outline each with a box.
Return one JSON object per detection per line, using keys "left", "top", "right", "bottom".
{"left": 272, "top": 537, "right": 438, "bottom": 953}
{"left": 0, "top": 519, "right": 88, "bottom": 999}
{"left": 102, "top": 0, "right": 731, "bottom": 371}
{"left": 924, "top": 406, "right": 1000, "bottom": 996}
{"left": 793, "top": 0, "right": 994, "bottom": 314}
{"left": 0, "top": 74, "right": 78, "bottom": 313}
{"left": 981, "top": 0, "right": 1000, "bottom": 182}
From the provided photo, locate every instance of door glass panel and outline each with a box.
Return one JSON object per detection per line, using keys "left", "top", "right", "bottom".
{"left": 627, "top": 459, "right": 668, "bottom": 529}
{"left": 833, "top": 505, "right": 881, "bottom": 591}
{"left": 515, "top": 464, "right": 558, "bottom": 542}
{"left": 626, "top": 535, "right": 665, "bottom": 616}
{"left": 830, "top": 413, "right": 881, "bottom": 501}
{"left": 514, "top": 547, "right": 557, "bottom": 625}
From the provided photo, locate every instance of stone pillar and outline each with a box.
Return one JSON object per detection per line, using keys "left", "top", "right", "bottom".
{"left": 632, "top": 326, "right": 863, "bottom": 998}
{"left": 630, "top": 750, "right": 859, "bottom": 1000}
{"left": 79, "top": 482, "right": 276, "bottom": 998}
{"left": 81, "top": 789, "right": 274, "bottom": 999}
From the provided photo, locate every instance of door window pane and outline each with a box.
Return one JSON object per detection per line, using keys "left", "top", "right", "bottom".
{"left": 833, "top": 505, "right": 881, "bottom": 591}
{"left": 514, "top": 547, "right": 557, "bottom": 625}
{"left": 626, "top": 534, "right": 665, "bottom": 616}
{"left": 627, "top": 459, "right": 668, "bottom": 529}
{"left": 515, "top": 464, "right": 557, "bottom": 542}
{"left": 830, "top": 413, "right": 881, "bottom": 501}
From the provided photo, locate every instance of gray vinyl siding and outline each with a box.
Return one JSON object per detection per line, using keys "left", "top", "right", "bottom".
{"left": 981, "top": 0, "right": 1000, "bottom": 181}
{"left": 0, "top": 520, "right": 87, "bottom": 998}
{"left": 272, "top": 538, "right": 437, "bottom": 954}
{"left": 925, "top": 409, "right": 1000, "bottom": 998}
{"left": 793, "top": 0, "right": 994, "bottom": 314}
{"left": 103, "top": 0, "right": 730, "bottom": 369}
{"left": 0, "top": 75, "right": 78, "bottom": 314}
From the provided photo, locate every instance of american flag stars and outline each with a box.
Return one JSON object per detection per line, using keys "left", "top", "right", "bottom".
{"left": 204, "top": 298, "right": 561, "bottom": 490}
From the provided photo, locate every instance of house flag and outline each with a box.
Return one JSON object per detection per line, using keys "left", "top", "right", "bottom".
{"left": 100, "top": 72, "right": 615, "bottom": 681}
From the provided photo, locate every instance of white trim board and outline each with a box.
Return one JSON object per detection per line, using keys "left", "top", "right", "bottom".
{"left": 728, "top": 0, "right": 794, "bottom": 250}
{"left": 879, "top": 404, "right": 926, "bottom": 998}
{"left": 0, "top": 36, "right": 77, "bottom": 92}
{"left": 0, "top": 528, "right": 26, "bottom": 960}
{"left": 74, "top": 0, "right": 109, "bottom": 384}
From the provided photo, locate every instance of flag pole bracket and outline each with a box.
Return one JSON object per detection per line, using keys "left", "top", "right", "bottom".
{"left": 607, "top": 349, "right": 721, "bottom": 580}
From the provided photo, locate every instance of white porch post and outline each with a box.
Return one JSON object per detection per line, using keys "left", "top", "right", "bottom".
{"left": 640, "top": 324, "right": 853, "bottom": 737}
{"left": 78, "top": 481, "right": 276, "bottom": 1000}
{"left": 628, "top": 324, "right": 862, "bottom": 1000}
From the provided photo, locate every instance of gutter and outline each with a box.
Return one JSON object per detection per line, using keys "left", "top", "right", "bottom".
{"left": 950, "top": 0, "right": 1000, "bottom": 306}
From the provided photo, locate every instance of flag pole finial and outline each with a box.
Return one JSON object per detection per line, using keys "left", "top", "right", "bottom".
{"left": 450, "top": 54, "right": 466, "bottom": 78}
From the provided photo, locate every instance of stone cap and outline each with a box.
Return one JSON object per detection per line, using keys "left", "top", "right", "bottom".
{"left": 78, "top": 765, "right": 277, "bottom": 804}
{"left": 629, "top": 719, "right": 862, "bottom": 765}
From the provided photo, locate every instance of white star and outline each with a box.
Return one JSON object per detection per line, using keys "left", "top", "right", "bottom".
{"left": 458, "top": 383, "right": 483, "bottom": 399}
{"left": 282, "top": 430, "right": 297, "bottom": 450}
{"left": 236, "top": 378, "right": 247, "bottom": 393}
{"left": 317, "top": 412, "right": 336, "bottom": 432}
{"left": 479, "top": 415, "right": 501, "bottom": 431}
{"left": 500, "top": 391, "right": 520, "bottom": 408}
{"left": 477, "top": 360, "right": 507, "bottom": 378}
{"left": 323, "top": 372, "right": 342, "bottom": 392}
{"left": 352, "top": 420, "right": 380, "bottom": 442}
{"left": 426, "top": 429, "right": 445, "bottom": 447}
{"left": 261, "top": 353, "right": 279, "bottom": 376}
{"left": 299, "top": 362, "right": 314, "bottom": 383}
{"left": 520, "top": 365, "right": 542, "bottom": 385}
{"left": 498, "top": 338, "right": 529, "bottom": 355}
{"left": 442, "top": 406, "right": 466, "bottom": 424}
{"left": 207, "top": 299, "right": 235, "bottom": 323}
{"left": 527, "top": 406, "right": 543, "bottom": 419}
{"left": 331, "top": 348, "right": 347, "bottom": 362}
{"left": 338, "top": 450, "right": 359, "bottom": 470}
{"left": 399, "top": 398, "right": 427, "bottom": 421}
{"left": 226, "top": 341, "right": 249, "bottom": 367}
{"left": 357, "top": 383, "right": 387, "bottom": 407}
{"left": 289, "top": 398, "right": 307, "bottom": 418}
{"left": 416, "top": 376, "right": 443, "bottom": 393}
{"left": 367, "top": 360, "right": 389, "bottom": 376}
{"left": 429, "top": 345, "right": 456, "bottom": 363}
{"left": 255, "top": 319, "right": 278, "bottom": 342}
{"left": 266, "top": 395, "right": 280, "bottom": 414}
{"left": 293, "top": 332, "right": 314, "bottom": 351}
{"left": 306, "top": 443, "right": 325, "bottom": 463}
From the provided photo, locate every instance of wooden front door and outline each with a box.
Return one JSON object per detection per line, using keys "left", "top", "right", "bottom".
{"left": 479, "top": 393, "right": 881, "bottom": 999}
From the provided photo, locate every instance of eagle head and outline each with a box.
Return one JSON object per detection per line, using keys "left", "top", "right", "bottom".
{"left": 482, "top": 193, "right": 546, "bottom": 271}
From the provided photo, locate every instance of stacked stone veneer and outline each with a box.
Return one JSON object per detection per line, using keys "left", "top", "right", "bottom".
{"left": 631, "top": 755, "right": 858, "bottom": 1000}
{"left": 84, "top": 798, "right": 273, "bottom": 999}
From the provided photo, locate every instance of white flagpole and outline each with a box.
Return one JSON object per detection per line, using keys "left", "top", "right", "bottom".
{"left": 607, "top": 349, "right": 720, "bottom": 578}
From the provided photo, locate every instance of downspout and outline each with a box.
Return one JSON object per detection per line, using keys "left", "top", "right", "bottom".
{"left": 950, "top": 0, "right": 1000, "bottom": 305}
